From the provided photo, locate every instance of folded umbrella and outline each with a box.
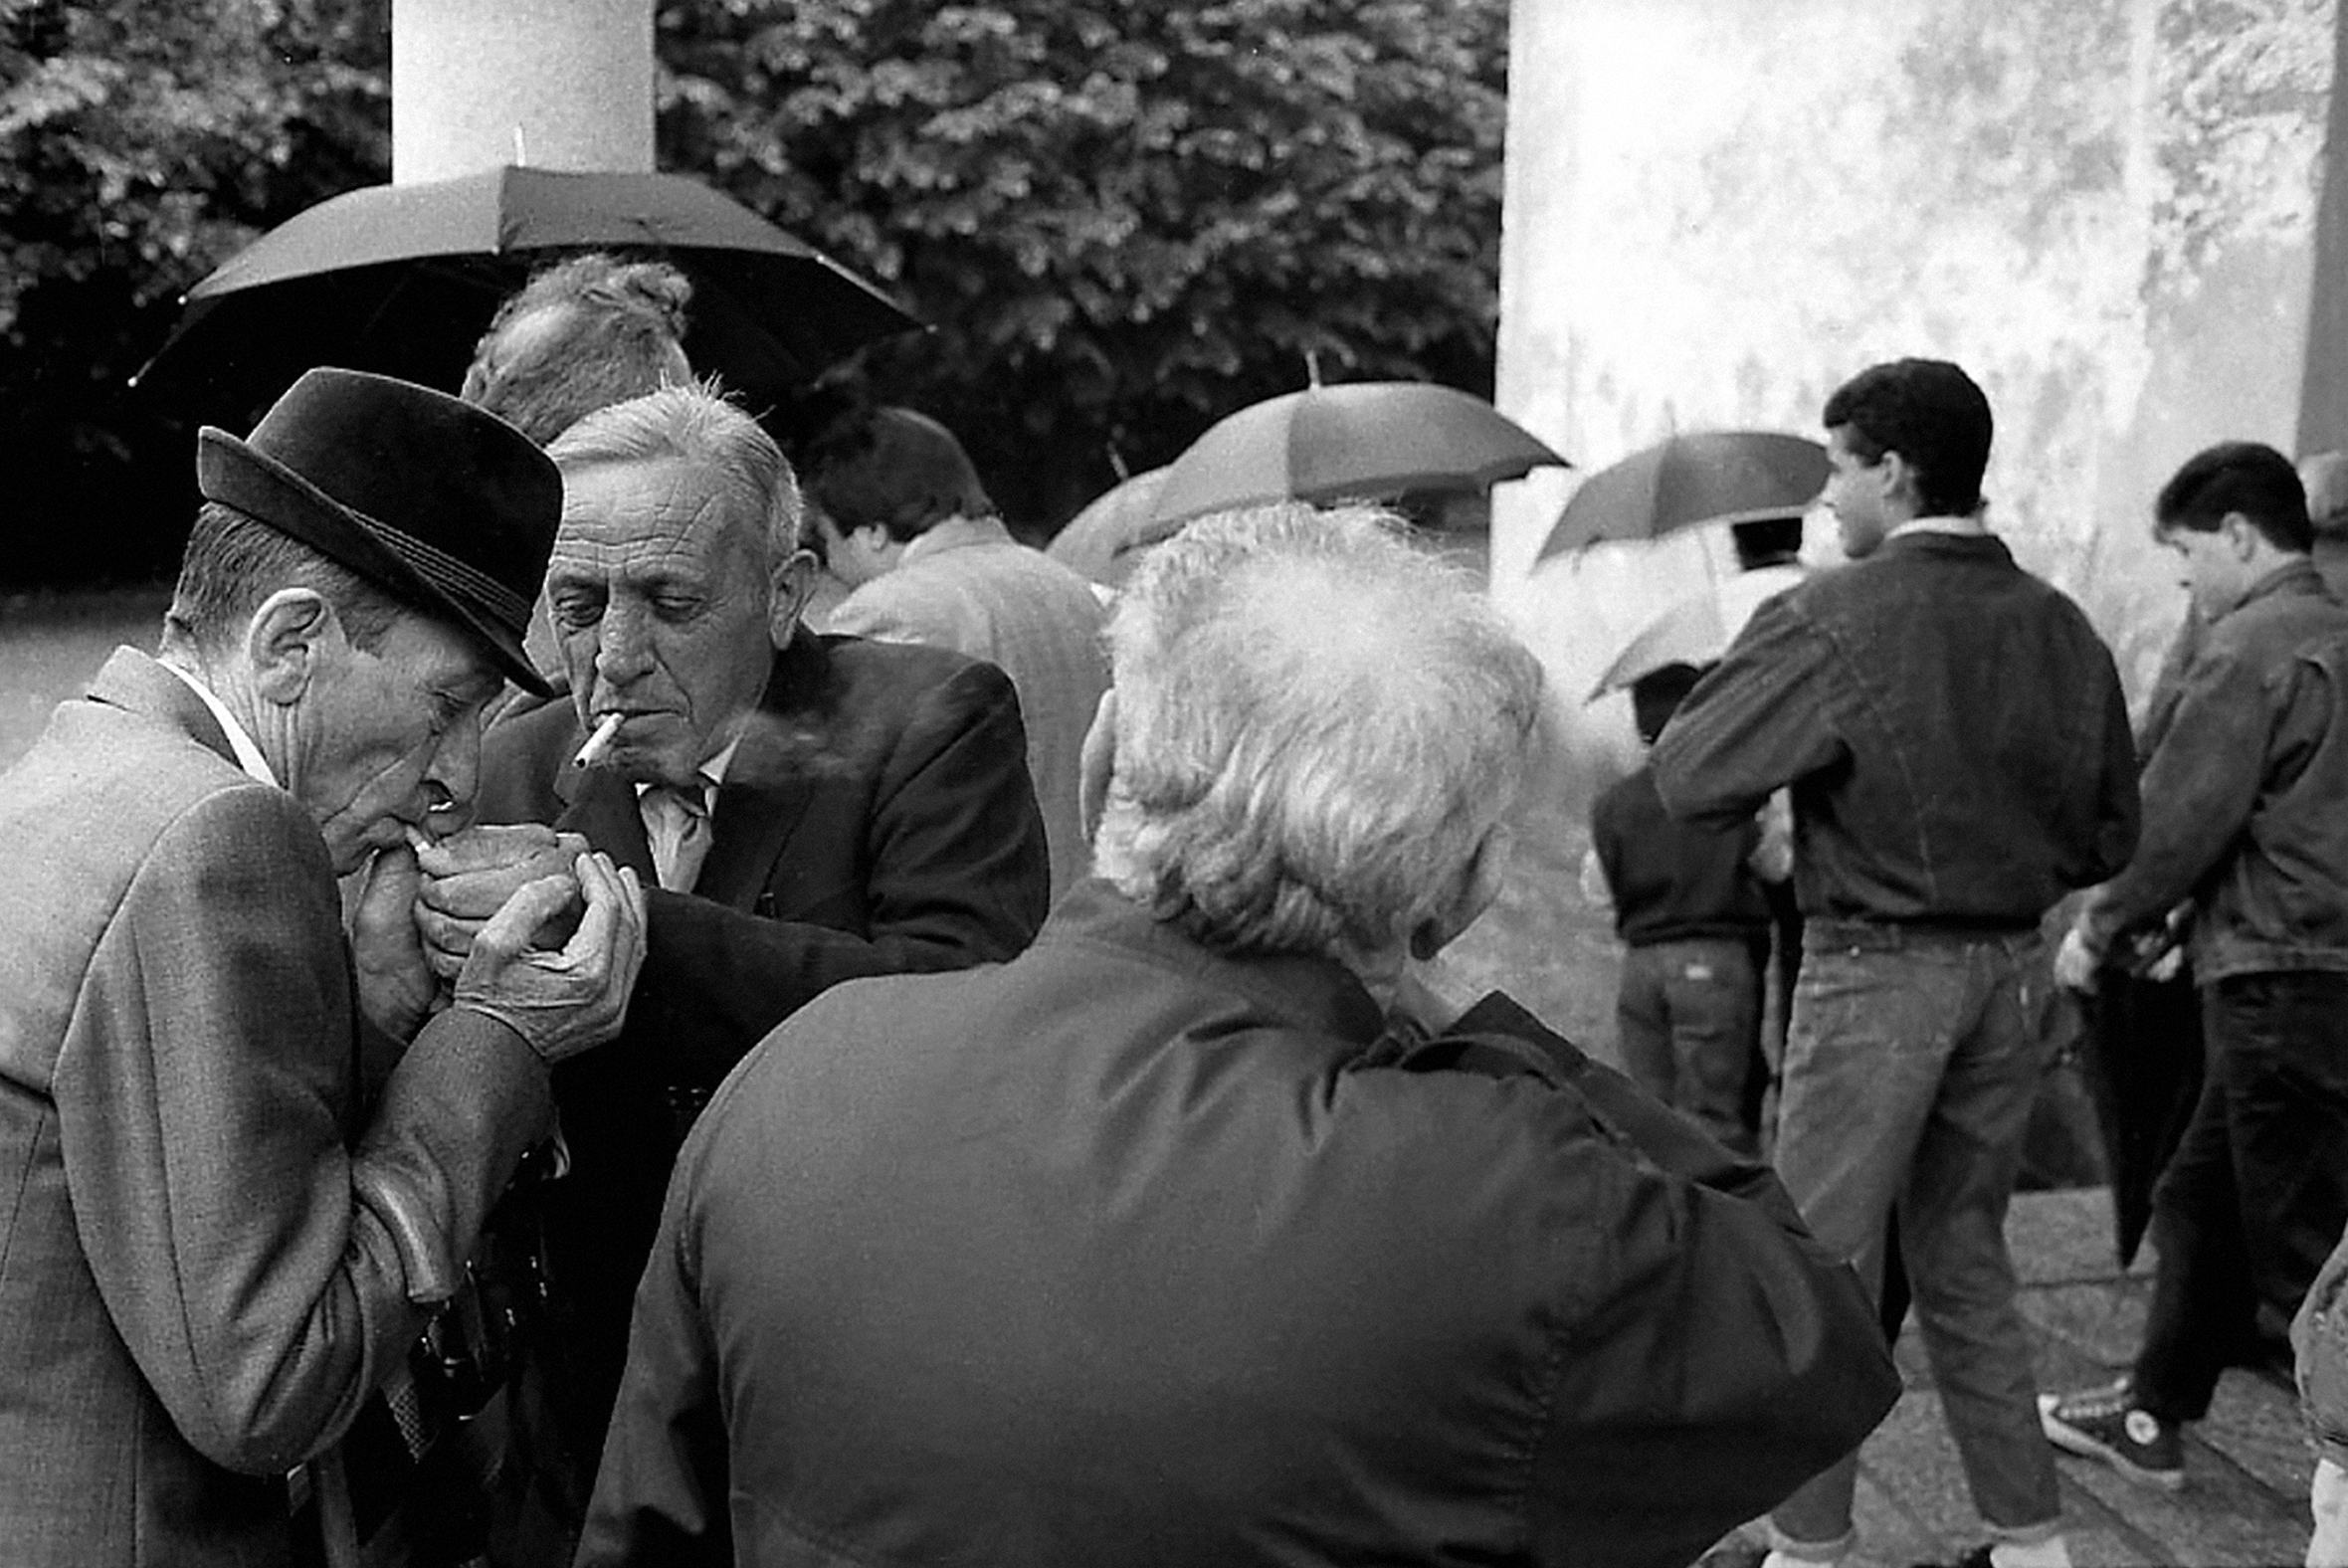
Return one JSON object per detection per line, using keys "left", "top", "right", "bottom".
{"left": 1539, "top": 430, "right": 1828, "bottom": 561}
{"left": 134, "top": 165, "right": 919, "bottom": 420}
{"left": 1146, "top": 382, "right": 1567, "bottom": 532}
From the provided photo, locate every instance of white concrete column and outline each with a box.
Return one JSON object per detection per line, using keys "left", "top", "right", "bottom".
{"left": 392, "top": 0, "right": 655, "bottom": 182}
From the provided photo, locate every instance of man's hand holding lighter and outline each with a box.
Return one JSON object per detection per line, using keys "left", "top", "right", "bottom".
{"left": 412, "top": 822, "right": 595, "bottom": 979}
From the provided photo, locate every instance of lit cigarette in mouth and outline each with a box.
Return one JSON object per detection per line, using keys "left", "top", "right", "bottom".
{"left": 574, "top": 712, "right": 623, "bottom": 768}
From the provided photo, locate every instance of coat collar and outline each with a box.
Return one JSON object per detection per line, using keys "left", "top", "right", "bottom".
{"left": 1039, "top": 880, "right": 1391, "bottom": 1048}
{"left": 87, "top": 646, "right": 241, "bottom": 771}
{"left": 899, "top": 513, "right": 1015, "bottom": 567}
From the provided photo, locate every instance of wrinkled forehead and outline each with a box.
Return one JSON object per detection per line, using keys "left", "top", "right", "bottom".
{"left": 552, "top": 455, "right": 757, "bottom": 568}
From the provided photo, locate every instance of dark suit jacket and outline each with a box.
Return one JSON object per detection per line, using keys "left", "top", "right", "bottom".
{"left": 579, "top": 883, "right": 1899, "bottom": 1568}
{"left": 0, "top": 649, "right": 552, "bottom": 1567}
{"left": 474, "top": 630, "right": 1050, "bottom": 1475}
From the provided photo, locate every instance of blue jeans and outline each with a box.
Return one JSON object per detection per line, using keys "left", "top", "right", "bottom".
{"left": 1767, "top": 921, "right": 2062, "bottom": 1558}
{"left": 1616, "top": 937, "right": 1760, "bottom": 1154}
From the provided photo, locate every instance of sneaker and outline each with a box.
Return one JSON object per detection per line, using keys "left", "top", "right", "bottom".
{"left": 2038, "top": 1378, "right": 2184, "bottom": 1490}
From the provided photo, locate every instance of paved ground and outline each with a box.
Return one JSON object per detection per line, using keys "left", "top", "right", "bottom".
{"left": 1703, "top": 1185, "right": 2316, "bottom": 1568}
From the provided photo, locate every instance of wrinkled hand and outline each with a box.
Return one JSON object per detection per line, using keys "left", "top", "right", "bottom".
{"left": 414, "top": 823, "right": 590, "bottom": 980}
{"left": 2053, "top": 926, "right": 2101, "bottom": 992}
{"left": 453, "top": 852, "right": 647, "bottom": 1065}
{"left": 351, "top": 844, "right": 441, "bottom": 1040}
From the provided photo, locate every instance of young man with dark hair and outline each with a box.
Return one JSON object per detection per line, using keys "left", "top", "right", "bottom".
{"left": 2043, "top": 441, "right": 2348, "bottom": 1490}
{"left": 1818, "top": 357, "right": 1995, "bottom": 528}
{"left": 1654, "top": 358, "right": 2139, "bottom": 1568}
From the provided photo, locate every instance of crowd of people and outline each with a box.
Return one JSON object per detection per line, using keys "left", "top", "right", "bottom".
{"left": 1, "top": 254, "right": 2345, "bottom": 1568}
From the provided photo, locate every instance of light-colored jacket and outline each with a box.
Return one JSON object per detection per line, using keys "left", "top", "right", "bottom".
{"left": 0, "top": 648, "right": 550, "bottom": 1566}
{"left": 825, "top": 514, "right": 1109, "bottom": 903}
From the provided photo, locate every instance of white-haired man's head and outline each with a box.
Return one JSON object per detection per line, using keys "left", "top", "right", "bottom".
{"left": 541, "top": 382, "right": 816, "bottom": 789}
{"left": 1088, "top": 501, "right": 1545, "bottom": 978}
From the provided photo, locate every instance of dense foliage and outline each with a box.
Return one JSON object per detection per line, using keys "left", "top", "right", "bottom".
{"left": 0, "top": 0, "right": 1504, "bottom": 583}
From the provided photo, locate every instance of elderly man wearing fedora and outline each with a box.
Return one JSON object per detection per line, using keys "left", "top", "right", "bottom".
{"left": 0, "top": 367, "right": 648, "bottom": 1567}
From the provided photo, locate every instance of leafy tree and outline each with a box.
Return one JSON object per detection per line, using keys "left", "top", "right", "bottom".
{"left": 0, "top": 0, "right": 1503, "bottom": 583}
{"left": 0, "top": 0, "right": 389, "bottom": 585}
{"left": 663, "top": 0, "right": 1509, "bottom": 529}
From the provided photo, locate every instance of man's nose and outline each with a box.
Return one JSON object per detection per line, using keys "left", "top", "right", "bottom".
{"left": 426, "top": 715, "right": 484, "bottom": 823}
{"left": 594, "top": 601, "right": 654, "bottom": 686}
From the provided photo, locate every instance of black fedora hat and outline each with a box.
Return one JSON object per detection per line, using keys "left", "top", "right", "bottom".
{"left": 196, "top": 367, "right": 561, "bottom": 696}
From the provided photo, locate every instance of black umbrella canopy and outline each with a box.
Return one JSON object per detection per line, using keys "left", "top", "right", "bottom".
{"left": 134, "top": 166, "right": 921, "bottom": 424}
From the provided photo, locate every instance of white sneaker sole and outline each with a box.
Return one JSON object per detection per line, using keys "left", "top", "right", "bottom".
{"left": 2037, "top": 1392, "right": 2186, "bottom": 1491}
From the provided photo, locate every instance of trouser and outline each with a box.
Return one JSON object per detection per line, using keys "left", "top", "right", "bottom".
{"left": 1615, "top": 935, "right": 1762, "bottom": 1154}
{"left": 2132, "top": 971, "right": 2348, "bottom": 1424}
{"left": 1766, "top": 921, "right": 2062, "bottom": 1559}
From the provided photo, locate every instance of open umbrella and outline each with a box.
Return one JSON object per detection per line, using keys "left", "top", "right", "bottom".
{"left": 1587, "top": 562, "right": 1806, "bottom": 700}
{"left": 1538, "top": 431, "right": 1828, "bottom": 561}
{"left": 1046, "top": 467, "right": 1172, "bottom": 588}
{"left": 1147, "top": 382, "right": 1567, "bottom": 531}
{"left": 133, "top": 165, "right": 919, "bottom": 419}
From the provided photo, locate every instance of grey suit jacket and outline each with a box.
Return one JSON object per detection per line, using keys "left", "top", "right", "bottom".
{"left": 0, "top": 647, "right": 553, "bottom": 1567}
{"left": 824, "top": 516, "right": 1109, "bottom": 901}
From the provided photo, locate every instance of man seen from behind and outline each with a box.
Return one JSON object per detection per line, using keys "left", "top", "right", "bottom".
{"left": 1654, "top": 358, "right": 2139, "bottom": 1568}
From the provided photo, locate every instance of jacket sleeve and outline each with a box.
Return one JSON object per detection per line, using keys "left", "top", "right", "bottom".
{"left": 574, "top": 1132, "right": 731, "bottom": 1568}
{"left": 2075, "top": 637, "right": 2294, "bottom": 953}
{"left": 1650, "top": 597, "right": 1851, "bottom": 830}
{"left": 56, "top": 783, "right": 552, "bottom": 1475}
{"left": 1448, "top": 995, "right": 1900, "bottom": 1568}
{"left": 2087, "top": 658, "right": 2143, "bottom": 885}
{"left": 633, "top": 658, "right": 1050, "bottom": 1090}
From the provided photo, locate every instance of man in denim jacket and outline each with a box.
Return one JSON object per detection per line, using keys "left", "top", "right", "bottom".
{"left": 2042, "top": 442, "right": 2348, "bottom": 1494}
{"left": 1654, "top": 359, "right": 2139, "bottom": 1568}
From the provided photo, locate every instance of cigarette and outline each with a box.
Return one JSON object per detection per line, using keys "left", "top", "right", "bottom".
{"left": 574, "top": 712, "right": 623, "bottom": 768}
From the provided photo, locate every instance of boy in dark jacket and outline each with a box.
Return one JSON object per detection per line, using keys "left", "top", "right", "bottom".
{"left": 1588, "top": 661, "right": 1772, "bottom": 1154}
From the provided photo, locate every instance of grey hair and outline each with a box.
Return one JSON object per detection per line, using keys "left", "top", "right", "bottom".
{"left": 165, "top": 500, "right": 406, "bottom": 657}
{"left": 546, "top": 380, "right": 805, "bottom": 565}
{"left": 1092, "top": 501, "right": 1546, "bottom": 963}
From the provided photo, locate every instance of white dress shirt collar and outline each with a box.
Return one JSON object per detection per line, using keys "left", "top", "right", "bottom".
{"left": 160, "top": 661, "right": 279, "bottom": 788}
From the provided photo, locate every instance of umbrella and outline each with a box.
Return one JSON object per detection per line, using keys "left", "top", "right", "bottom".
{"left": 1587, "top": 561, "right": 1806, "bottom": 700}
{"left": 1538, "top": 430, "right": 1829, "bottom": 561}
{"left": 133, "top": 165, "right": 919, "bottom": 419}
{"left": 1147, "top": 382, "right": 1567, "bottom": 531}
{"left": 1046, "top": 467, "right": 1172, "bottom": 588}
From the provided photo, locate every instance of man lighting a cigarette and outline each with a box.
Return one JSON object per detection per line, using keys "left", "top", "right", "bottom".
{"left": 411, "top": 382, "right": 1050, "bottom": 1557}
{"left": 0, "top": 369, "right": 648, "bottom": 1567}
